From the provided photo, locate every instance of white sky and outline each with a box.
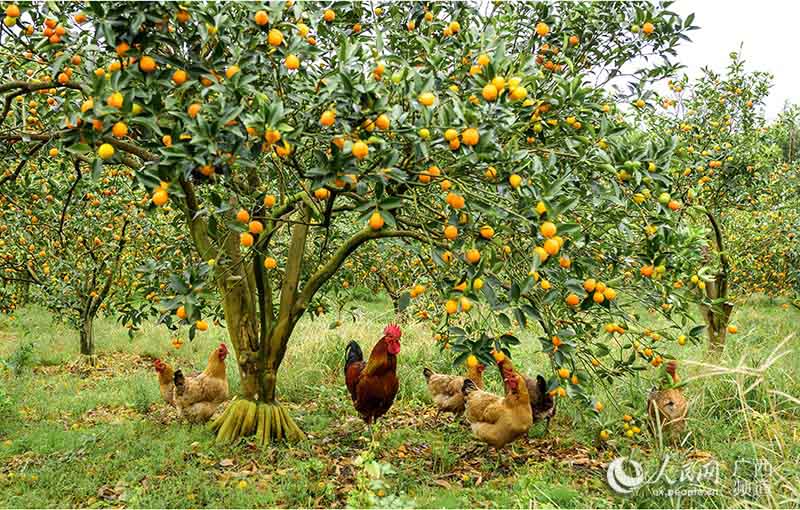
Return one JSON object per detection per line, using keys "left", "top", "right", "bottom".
{"left": 672, "top": 0, "right": 800, "bottom": 119}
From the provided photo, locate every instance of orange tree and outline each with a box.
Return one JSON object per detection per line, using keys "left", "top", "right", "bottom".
{"left": 642, "top": 52, "right": 785, "bottom": 349}
{"left": 0, "top": 156, "right": 144, "bottom": 356}
{"left": 0, "top": 1, "right": 699, "bottom": 442}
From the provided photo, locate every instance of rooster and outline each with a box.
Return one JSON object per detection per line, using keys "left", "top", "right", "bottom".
{"left": 173, "top": 343, "right": 229, "bottom": 423}
{"left": 647, "top": 360, "right": 688, "bottom": 443}
{"left": 462, "top": 356, "right": 533, "bottom": 450}
{"left": 423, "top": 358, "right": 485, "bottom": 422}
{"left": 344, "top": 324, "right": 401, "bottom": 435}
{"left": 153, "top": 358, "right": 175, "bottom": 407}
{"left": 522, "top": 374, "right": 556, "bottom": 430}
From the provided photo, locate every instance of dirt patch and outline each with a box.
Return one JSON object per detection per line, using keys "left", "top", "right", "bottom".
{"left": 33, "top": 351, "right": 156, "bottom": 379}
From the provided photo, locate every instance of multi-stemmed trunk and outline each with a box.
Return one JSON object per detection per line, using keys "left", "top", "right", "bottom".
{"left": 701, "top": 211, "right": 733, "bottom": 353}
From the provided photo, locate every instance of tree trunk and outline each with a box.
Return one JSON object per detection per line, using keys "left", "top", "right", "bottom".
{"left": 701, "top": 210, "right": 733, "bottom": 353}
{"left": 79, "top": 316, "right": 94, "bottom": 357}
{"left": 699, "top": 274, "right": 733, "bottom": 352}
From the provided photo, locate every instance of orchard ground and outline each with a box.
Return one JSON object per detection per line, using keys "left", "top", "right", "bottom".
{"left": 0, "top": 295, "right": 798, "bottom": 508}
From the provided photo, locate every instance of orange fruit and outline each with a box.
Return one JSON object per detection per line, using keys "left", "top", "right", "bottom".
{"left": 558, "top": 367, "right": 569, "bottom": 379}
{"left": 543, "top": 238, "right": 560, "bottom": 256}
{"left": 235, "top": 209, "right": 250, "bottom": 223}
{"left": 375, "top": 114, "right": 390, "bottom": 130}
{"left": 461, "top": 128, "right": 479, "bottom": 146}
{"left": 320, "top": 110, "right": 336, "bottom": 126}
{"left": 225, "top": 65, "right": 240, "bottom": 79}
{"left": 195, "top": 320, "right": 209, "bottom": 331}
{"left": 254, "top": 10, "right": 268, "bottom": 26}
{"left": 6, "top": 4, "right": 20, "bottom": 17}
{"left": 139, "top": 56, "right": 157, "bottom": 73}
{"left": 492, "top": 350, "right": 506, "bottom": 362}
{"left": 352, "top": 141, "right": 369, "bottom": 160}
{"left": 107, "top": 92, "right": 124, "bottom": 109}
{"left": 285, "top": 54, "right": 300, "bottom": 70}
{"left": 569, "top": 35, "right": 579, "bottom": 46}
{"left": 535, "top": 22, "right": 549, "bottom": 36}
{"left": 268, "top": 29, "right": 283, "bottom": 46}
{"left": 642, "top": 22, "right": 654, "bottom": 35}
{"left": 509, "top": 86, "right": 527, "bottom": 101}
{"left": 593, "top": 291, "right": 605, "bottom": 304}
{"left": 264, "top": 257, "right": 277, "bottom": 269}
{"left": 187, "top": 103, "right": 202, "bottom": 118}
{"left": 115, "top": 41, "right": 130, "bottom": 56}
{"left": 240, "top": 232, "right": 254, "bottom": 247}
{"left": 418, "top": 92, "right": 435, "bottom": 107}
{"left": 97, "top": 143, "right": 115, "bottom": 160}
{"left": 509, "top": 174, "right": 522, "bottom": 188}
{"left": 595, "top": 401, "right": 604, "bottom": 412}
{"left": 152, "top": 189, "right": 168, "bottom": 206}
{"left": 479, "top": 226, "right": 494, "bottom": 239}
{"left": 482, "top": 83, "right": 498, "bottom": 101}
{"left": 559, "top": 256, "right": 571, "bottom": 269}
{"left": 176, "top": 305, "right": 187, "bottom": 319}
{"left": 640, "top": 265, "right": 654, "bottom": 277}
{"left": 248, "top": 221, "right": 264, "bottom": 234}
{"left": 446, "top": 193, "right": 465, "bottom": 209}
{"left": 443, "top": 225, "right": 458, "bottom": 240}
{"left": 465, "top": 248, "right": 481, "bottom": 264}
{"left": 111, "top": 121, "right": 128, "bottom": 138}
{"left": 314, "top": 188, "right": 329, "bottom": 200}
{"left": 323, "top": 9, "right": 335, "bottom": 22}
{"left": 368, "top": 211, "right": 384, "bottom": 230}
{"left": 565, "top": 294, "right": 580, "bottom": 306}
{"left": 540, "top": 221, "right": 557, "bottom": 238}
{"left": 264, "top": 195, "right": 276, "bottom": 207}
{"left": 172, "top": 69, "right": 188, "bottom": 85}
{"left": 727, "top": 325, "right": 738, "bottom": 334}
{"left": 176, "top": 9, "right": 190, "bottom": 23}
{"left": 445, "top": 299, "right": 458, "bottom": 315}
{"left": 603, "top": 288, "right": 617, "bottom": 301}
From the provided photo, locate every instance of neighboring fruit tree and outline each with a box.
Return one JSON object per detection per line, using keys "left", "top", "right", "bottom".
{"left": 644, "top": 53, "right": 795, "bottom": 349}
{"left": 0, "top": 158, "right": 141, "bottom": 356}
{"left": 0, "top": 1, "right": 700, "bottom": 442}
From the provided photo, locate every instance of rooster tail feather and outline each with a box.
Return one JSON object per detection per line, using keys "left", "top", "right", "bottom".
{"left": 344, "top": 340, "right": 363, "bottom": 376}
{"left": 173, "top": 369, "right": 185, "bottom": 395}
{"left": 536, "top": 375, "right": 547, "bottom": 395}
{"left": 462, "top": 378, "right": 478, "bottom": 396}
{"left": 423, "top": 367, "right": 433, "bottom": 381}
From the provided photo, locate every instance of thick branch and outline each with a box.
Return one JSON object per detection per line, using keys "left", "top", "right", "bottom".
{"left": 294, "top": 228, "right": 428, "bottom": 316}
{"left": 178, "top": 177, "right": 214, "bottom": 260}
{"left": 277, "top": 205, "right": 310, "bottom": 326}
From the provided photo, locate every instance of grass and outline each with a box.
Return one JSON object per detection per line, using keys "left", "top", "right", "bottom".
{"left": 0, "top": 296, "right": 798, "bottom": 508}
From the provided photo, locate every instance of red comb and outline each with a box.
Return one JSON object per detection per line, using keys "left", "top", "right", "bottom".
{"left": 384, "top": 324, "right": 402, "bottom": 340}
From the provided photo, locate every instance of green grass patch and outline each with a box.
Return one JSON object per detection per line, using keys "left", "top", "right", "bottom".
{"left": 0, "top": 298, "right": 798, "bottom": 508}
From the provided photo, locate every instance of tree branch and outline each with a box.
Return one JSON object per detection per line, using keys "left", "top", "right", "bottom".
{"left": 294, "top": 228, "right": 429, "bottom": 316}
{"left": 0, "top": 141, "right": 46, "bottom": 187}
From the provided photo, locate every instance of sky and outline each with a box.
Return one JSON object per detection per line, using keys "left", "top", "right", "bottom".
{"left": 671, "top": 0, "right": 799, "bottom": 119}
